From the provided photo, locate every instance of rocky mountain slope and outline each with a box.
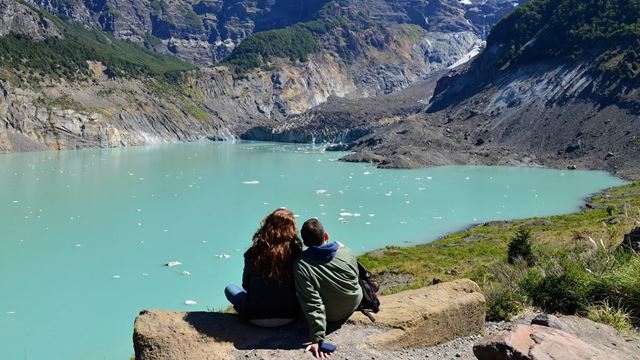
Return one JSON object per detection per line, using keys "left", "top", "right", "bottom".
{"left": 0, "top": 0, "right": 520, "bottom": 153}
{"left": 22, "top": 0, "right": 521, "bottom": 65}
{"left": 334, "top": 0, "right": 640, "bottom": 180}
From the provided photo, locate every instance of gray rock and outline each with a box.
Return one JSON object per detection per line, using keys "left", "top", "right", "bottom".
{"left": 530, "top": 314, "right": 567, "bottom": 331}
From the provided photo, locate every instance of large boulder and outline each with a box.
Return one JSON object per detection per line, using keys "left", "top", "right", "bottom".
{"left": 133, "top": 279, "right": 485, "bottom": 360}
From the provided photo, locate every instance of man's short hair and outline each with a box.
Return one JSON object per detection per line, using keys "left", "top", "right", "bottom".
{"left": 301, "top": 218, "right": 325, "bottom": 247}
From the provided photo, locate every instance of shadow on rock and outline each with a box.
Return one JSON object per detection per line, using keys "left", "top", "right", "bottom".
{"left": 183, "top": 312, "right": 308, "bottom": 350}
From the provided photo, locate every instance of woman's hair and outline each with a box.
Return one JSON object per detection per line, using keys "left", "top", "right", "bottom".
{"left": 245, "top": 208, "right": 302, "bottom": 282}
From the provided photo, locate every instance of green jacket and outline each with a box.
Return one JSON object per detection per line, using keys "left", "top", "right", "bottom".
{"left": 294, "top": 243, "right": 363, "bottom": 342}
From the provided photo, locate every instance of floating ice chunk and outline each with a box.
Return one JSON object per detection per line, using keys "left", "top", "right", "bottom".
{"left": 216, "top": 253, "right": 230, "bottom": 259}
{"left": 338, "top": 217, "right": 345, "bottom": 221}
{"left": 181, "top": 271, "right": 191, "bottom": 276}
{"left": 368, "top": 214, "right": 376, "bottom": 217}
{"left": 353, "top": 213, "right": 361, "bottom": 217}
{"left": 242, "top": 180, "right": 260, "bottom": 185}
{"left": 465, "top": 177, "right": 471, "bottom": 180}
{"left": 164, "top": 229, "right": 169, "bottom": 233}
{"left": 384, "top": 192, "right": 393, "bottom": 196}
{"left": 363, "top": 171, "right": 371, "bottom": 175}
{"left": 139, "top": 177, "right": 145, "bottom": 181}
{"left": 142, "top": 273, "right": 149, "bottom": 277}
{"left": 405, "top": 201, "right": 411, "bottom": 204}
{"left": 432, "top": 216, "right": 443, "bottom": 220}
{"left": 338, "top": 190, "right": 344, "bottom": 194}
{"left": 184, "top": 300, "right": 197, "bottom": 305}
{"left": 339, "top": 212, "right": 353, "bottom": 217}
{"left": 473, "top": 218, "right": 478, "bottom": 222}
{"left": 321, "top": 212, "right": 326, "bottom": 216}
{"left": 136, "top": 208, "right": 142, "bottom": 213}
{"left": 365, "top": 222, "right": 371, "bottom": 225}
{"left": 128, "top": 172, "right": 134, "bottom": 176}
{"left": 319, "top": 204, "right": 325, "bottom": 207}
{"left": 137, "top": 222, "right": 143, "bottom": 226}
{"left": 6, "top": 311, "right": 16, "bottom": 315}
{"left": 165, "top": 261, "right": 182, "bottom": 267}
{"left": 75, "top": 244, "right": 81, "bottom": 247}
{"left": 315, "top": 189, "right": 328, "bottom": 194}
{"left": 427, "top": 176, "right": 433, "bottom": 180}
{"left": 11, "top": 200, "right": 19, "bottom": 204}
{"left": 418, "top": 187, "right": 427, "bottom": 191}
{"left": 201, "top": 240, "right": 208, "bottom": 244}
{"left": 112, "top": 275, "right": 121, "bottom": 279}
{"left": 399, "top": 221, "right": 408, "bottom": 225}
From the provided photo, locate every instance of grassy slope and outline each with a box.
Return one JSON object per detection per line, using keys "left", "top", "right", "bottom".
{"left": 359, "top": 182, "right": 640, "bottom": 293}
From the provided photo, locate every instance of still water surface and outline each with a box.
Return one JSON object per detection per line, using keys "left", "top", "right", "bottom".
{"left": 0, "top": 141, "right": 625, "bottom": 359}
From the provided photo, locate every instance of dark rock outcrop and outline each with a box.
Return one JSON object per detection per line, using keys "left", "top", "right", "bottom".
{"left": 622, "top": 227, "right": 640, "bottom": 252}
{"left": 530, "top": 314, "right": 568, "bottom": 331}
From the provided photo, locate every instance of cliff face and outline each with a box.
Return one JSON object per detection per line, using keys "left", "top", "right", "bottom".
{"left": 22, "top": 0, "right": 520, "bottom": 65}
{"left": 0, "top": 0, "right": 60, "bottom": 38}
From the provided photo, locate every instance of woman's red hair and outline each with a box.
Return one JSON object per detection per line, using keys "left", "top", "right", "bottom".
{"left": 245, "top": 208, "right": 302, "bottom": 282}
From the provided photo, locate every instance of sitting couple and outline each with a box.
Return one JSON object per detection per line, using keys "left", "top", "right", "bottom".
{"left": 224, "top": 208, "right": 362, "bottom": 358}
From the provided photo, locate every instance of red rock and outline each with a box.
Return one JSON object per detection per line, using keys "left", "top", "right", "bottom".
{"left": 473, "top": 324, "right": 608, "bottom": 360}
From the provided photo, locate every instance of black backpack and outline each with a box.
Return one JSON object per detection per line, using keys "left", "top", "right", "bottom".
{"left": 356, "top": 261, "right": 380, "bottom": 322}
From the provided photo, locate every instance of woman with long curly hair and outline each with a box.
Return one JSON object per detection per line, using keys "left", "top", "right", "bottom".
{"left": 224, "top": 208, "right": 303, "bottom": 327}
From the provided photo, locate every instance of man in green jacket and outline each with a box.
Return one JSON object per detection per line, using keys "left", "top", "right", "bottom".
{"left": 294, "top": 218, "right": 363, "bottom": 358}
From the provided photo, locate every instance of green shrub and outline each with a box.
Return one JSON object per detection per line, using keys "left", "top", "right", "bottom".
{"left": 589, "top": 256, "right": 640, "bottom": 320}
{"left": 486, "top": 287, "right": 528, "bottom": 321}
{"left": 606, "top": 205, "right": 617, "bottom": 216}
{"left": 507, "top": 229, "right": 535, "bottom": 266}
{"left": 587, "top": 302, "right": 633, "bottom": 331}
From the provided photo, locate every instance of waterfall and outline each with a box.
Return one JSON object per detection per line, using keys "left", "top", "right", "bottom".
{"left": 219, "top": 127, "right": 236, "bottom": 143}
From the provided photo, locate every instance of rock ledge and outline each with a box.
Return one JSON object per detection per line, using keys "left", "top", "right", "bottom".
{"left": 133, "top": 279, "right": 485, "bottom": 360}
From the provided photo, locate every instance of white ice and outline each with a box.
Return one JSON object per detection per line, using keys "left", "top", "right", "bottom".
{"left": 242, "top": 180, "right": 260, "bottom": 185}
{"left": 184, "top": 300, "right": 198, "bottom": 305}
{"left": 165, "top": 261, "right": 182, "bottom": 267}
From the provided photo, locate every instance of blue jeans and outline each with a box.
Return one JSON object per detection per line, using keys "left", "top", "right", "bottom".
{"left": 224, "top": 284, "right": 246, "bottom": 311}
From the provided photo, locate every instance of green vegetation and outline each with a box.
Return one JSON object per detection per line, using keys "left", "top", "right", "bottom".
{"left": 0, "top": 10, "right": 195, "bottom": 81}
{"left": 224, "top": 20, "right": 335, "bottom": 73}
{"left": 587, "top": 302, "right": 634, "bottom": 331}
{"left": 360, "top": 182, "right": 640, "bottom": 328}
{"left": 488, "top": 0, "right": 640, "bottom": 79}
{"left": 507, "top": 228, "right": 535, "bottom": 266}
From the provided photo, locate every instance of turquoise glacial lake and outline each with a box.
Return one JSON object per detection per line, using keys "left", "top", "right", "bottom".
{"left": 0, "top": 141, "right": 625, "bottom": 359}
